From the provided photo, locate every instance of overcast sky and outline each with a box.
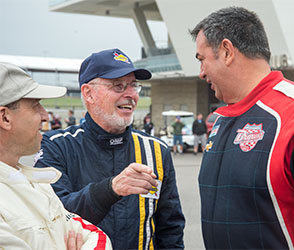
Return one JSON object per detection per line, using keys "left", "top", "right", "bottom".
{"left": 0, "top": 0, "right": 167, "bottom": 61}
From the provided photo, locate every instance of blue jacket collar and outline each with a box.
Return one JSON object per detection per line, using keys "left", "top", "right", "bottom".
{"left": 84, "top": 112, "right": 131, "bottom": 149}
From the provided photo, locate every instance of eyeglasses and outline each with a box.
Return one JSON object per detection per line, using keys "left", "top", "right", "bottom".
{"left": 89, "top": 80, "right": 142, "bottom": 94}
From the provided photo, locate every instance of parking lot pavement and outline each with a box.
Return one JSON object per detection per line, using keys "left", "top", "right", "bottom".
{"left": 20, "top": 151, "right": 205, "bottom": 249}
{"left": 172, "top": 152, "right": 205, "bottom": 250}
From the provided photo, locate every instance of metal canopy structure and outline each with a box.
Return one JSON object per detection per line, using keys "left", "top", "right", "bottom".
{"left": 50, "top": 0, "right": 161, "bottom": 21}
{"left": 0, "top": 54, "right": 82, "bottom": 73}
{"left": 50, "top": 0, "right": 168, "bottom": 58}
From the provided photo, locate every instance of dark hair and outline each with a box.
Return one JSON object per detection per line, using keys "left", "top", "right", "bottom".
{"left": 190, "top": 7, "right": 271, "bottom": 62}
{"left": 5, "top": 100, "right": 20, "bottom": 110}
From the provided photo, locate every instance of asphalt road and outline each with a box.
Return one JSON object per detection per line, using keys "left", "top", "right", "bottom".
{"left": 20, "top": 152, "right": 205, "bottom": 249}
{"left": 172, "top": 152, "right": 205, "bottom": 250}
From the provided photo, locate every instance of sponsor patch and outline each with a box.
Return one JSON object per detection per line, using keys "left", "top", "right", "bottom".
{"left": 33, "top": 149, "right": 43, "bottom": 165}
{"left": 205, "top": 141, "right": 213, "bottom": 152}
{"left": 140, "top": 180, "right": 162, "bottom": 200}
{"left": 109, "top": 137, "right": 123, "bottom": 146}
{"left": 209, "top": 125, "right": 220, "bottom": 137}
{"left": 65, "top": 213, "right": 76, "bottom": 221}
{"left": 234, "top": 123, "right": 265, "bottom": 152}
{"left": 113, "top": 52, "right": 130, "bottom": 64}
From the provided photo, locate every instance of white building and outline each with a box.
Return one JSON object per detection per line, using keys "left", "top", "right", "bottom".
{"left": 48, "top": 0, "right": 294, "bottom": 133}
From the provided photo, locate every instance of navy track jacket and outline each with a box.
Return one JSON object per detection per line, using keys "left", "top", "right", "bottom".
{"left": 35, "top": 113, "right": 185, "bottom": 249}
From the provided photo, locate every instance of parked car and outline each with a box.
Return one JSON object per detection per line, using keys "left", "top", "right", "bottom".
{"left": 205, "top": 112, "right": 219, "bottom": 134}
{"left": 160, "top": 110, "right": 195, "bottom": 152}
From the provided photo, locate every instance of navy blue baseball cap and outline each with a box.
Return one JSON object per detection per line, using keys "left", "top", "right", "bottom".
{"left": 79, "top": 48, "right": 152, "bottom": 87}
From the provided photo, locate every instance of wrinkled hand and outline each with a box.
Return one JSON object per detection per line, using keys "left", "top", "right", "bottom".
{"left": 112, "top": 163, "right": 157, "bottom": 196}
{"left": 64, "top": 230, "right": 83, "bottom": 250}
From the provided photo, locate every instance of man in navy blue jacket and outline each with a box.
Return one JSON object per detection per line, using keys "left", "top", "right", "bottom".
{"left": 190, "top": 7, "right": 294, "bottom": 249}
{"left": 35, "top": 48, "right": 185, "bottom": 249}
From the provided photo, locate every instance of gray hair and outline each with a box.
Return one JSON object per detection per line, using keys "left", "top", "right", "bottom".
{"left": 80, "top": 95, "right": 87, "bottom": 110}
{"left": 190, "top": 7, "right": 271, "bottom": 62}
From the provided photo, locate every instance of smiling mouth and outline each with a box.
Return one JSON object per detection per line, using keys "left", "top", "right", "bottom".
{"left": 118, "top": 104, "right": 133, "bottom": 111}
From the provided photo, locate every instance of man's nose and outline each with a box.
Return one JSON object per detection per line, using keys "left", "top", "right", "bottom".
{"left": 40, "top": 105, "right": 49, "bottom": 122}
{"left": 199, "top": 66, "right": 206, "bottom": 80}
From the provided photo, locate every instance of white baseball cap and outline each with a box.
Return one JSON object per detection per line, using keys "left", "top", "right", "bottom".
{"left": 0, "top": 62, "right": 67, "bottom": 106}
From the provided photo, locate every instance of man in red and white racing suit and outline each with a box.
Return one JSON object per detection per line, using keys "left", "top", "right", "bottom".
{"left": 190, "top": 7, "right": 294, "bottom": 249}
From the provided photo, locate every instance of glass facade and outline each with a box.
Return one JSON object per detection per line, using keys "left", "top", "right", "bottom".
{"left": 134, "top": 53, "right": 182, "bottom": 73}
{"left": 26, "top": 70, "right": 150, "bottom": 97}
{"left": 29, "top": 71, "right": 79, "bottom": 89}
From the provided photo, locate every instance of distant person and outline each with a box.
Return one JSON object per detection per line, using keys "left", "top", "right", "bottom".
{"left": 143, "top": 116, "right": 154, "bottom": 135}
{"left": 143, "top": 113, "right": 151, "bottom": 124}
{"left": 51, "top": 113, "right": 62, "bottom": 130}
{"left": 192, "top": 113, "right": 207, "bottom": 154}
{"left": 0, "top": 62, "right": 111, "bottom": 250}
{"left": 48, "top": 111, "right": 54, "bottom": 124}
{"left": 42, "top": 111, "right": 52, "bottom": 131}
{"left": 64, "top": 109, "right": 76, "bottom": 126}
{"left": 171, "top": 116, "right": 185, "bottom": 154}
{"left": 79, "top": 112, "right": 86, "bottom": 124}
{"left": 190, "top": 7, "right": 294, "bottom": 249}
{"left": 35, "top": 48, "right": 185, "bottom": 249}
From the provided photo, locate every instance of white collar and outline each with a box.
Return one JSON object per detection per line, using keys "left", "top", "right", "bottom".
{"left": 0, "top": 161, "right": 61, "bottom": 184}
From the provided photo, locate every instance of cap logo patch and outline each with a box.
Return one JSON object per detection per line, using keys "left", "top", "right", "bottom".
{"left": 113, "top": 52, "right": 130, "bottom": 64}
{"left": 234, "top": 123, "right": 265, "bottom": 152}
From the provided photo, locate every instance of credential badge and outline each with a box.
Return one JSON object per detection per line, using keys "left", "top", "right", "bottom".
{"left": 140, "top": 180, "right": 162, "bottom": 200}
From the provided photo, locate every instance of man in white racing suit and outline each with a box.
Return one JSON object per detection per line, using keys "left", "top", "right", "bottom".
{"left": 0, "top": 62, "right": 112, "bottom": 250}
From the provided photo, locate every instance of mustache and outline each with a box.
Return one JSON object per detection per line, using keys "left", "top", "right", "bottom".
{"left": 117, "top": 99, "right": 136, "bottom": 106}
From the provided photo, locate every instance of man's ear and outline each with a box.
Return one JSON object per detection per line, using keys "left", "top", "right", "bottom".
{"left": 0, "top": 107, "right": 13, "bottom": 130}
{"left": 221, "top": 38, "right": 235, "bottom": 66}
{"left": 81, "top": 84, "right": 95, "bottom": 104}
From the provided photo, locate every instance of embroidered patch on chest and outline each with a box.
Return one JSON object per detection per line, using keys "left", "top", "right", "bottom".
{"left": 205, "top": 141, "right": 213, "bottom": 152}
{"left": 209, "top": 125, "right": 220, "bottom": 137}
{"left": 234, "top": 123, "right": 265, "bottom": 152}
{"left": 109, "top": 137, "right": 123, "bottom": 146}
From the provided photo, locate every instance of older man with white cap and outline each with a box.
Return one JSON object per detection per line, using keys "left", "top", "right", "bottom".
{"left": 0, "top": 62, "right": 112, "bottom": 250}
{"left": 35, "top": 48, "right": 185, "bottom": 250}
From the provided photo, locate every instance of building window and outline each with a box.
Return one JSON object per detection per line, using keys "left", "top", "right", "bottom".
{"left": 180, "top": 104, "right": 188, "bottom": 111}
{"left": 163, "top": 104, "right": 172, "bottom": 111}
